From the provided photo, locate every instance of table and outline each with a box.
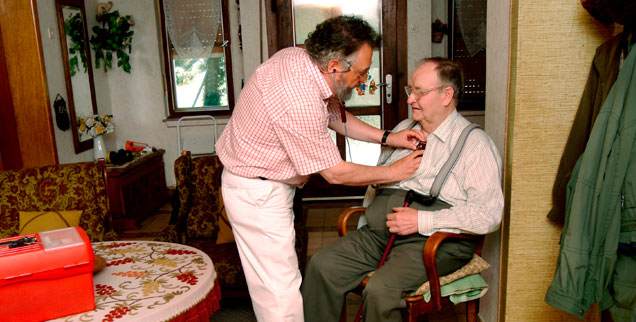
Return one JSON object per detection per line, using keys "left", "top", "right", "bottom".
{"left": 51, "top": 241, "right": 221, "bottom": 322}
{"left": 106, "top": 149, "right": 169, "bottom": 230}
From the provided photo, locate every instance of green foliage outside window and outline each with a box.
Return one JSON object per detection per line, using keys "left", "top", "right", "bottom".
{"left": 174, "top": 57, "right": 227, "bottom": 108}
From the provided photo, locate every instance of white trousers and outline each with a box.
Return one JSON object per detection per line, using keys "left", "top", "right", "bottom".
{"left": 221, "top": 169, "right": 303, "bottom": 322}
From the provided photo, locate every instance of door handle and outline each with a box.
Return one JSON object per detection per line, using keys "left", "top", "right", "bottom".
{"left": 375, "top": 74, "right": 393, "bottom": 104}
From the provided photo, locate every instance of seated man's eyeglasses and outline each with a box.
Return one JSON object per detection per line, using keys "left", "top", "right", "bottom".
{"left": 404, "top": 85, "right": 444, "bottom": 100}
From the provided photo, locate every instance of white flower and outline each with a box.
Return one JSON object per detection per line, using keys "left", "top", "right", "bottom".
{"left": 78, "top": 113, "right": 115, "bottom": 138}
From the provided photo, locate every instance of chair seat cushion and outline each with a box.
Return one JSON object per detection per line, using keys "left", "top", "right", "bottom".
{"left": 421, "top": 274, "right": 489, "bottom": 304}
{"left": 18, "top": 210, "right": 83, "bottom": 235}
{"left": 407, "top": 254, "right": 490, "bottom": 297}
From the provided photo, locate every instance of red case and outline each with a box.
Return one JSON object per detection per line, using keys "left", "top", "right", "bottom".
{"left": 0, "top": 227, "right": 95, "bottom": 322}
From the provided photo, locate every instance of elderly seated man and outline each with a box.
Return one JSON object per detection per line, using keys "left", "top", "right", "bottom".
{"left": 301, "top": 57, "right": 504, "bottom": 322}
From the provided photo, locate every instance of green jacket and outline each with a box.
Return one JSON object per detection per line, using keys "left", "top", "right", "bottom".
{"left": 545, "top": 44, "right": 636, "bottom": 318}
{"left": 549, "top": 32, "right": 626, "bottom": 224}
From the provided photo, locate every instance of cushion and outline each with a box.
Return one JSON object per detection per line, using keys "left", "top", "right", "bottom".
{"left": 407, "top": 254, "right": 491, "bottom": 297}
{"left": 422, "top": 274, "right": 489, "bottom": 303}
{"left": 216, "top": 198, "right": 235, "bottom": 244}
{"left": 19, "top": 210, "right": 83, "bottom": 235}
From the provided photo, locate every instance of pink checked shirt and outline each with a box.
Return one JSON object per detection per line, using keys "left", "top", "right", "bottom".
{"left": 216, "top": 47, "right": 343, "bottom": 186}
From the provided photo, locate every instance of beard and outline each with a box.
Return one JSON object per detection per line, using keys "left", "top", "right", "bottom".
{"left": 335, "top": 76, "right": 354, "bottom": 102}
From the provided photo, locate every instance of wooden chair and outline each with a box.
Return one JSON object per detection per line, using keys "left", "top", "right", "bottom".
{"left": 156, "top": 151, "right": 309, "bottom": 298}
{"left": 338, "top": 207, "right": 485, "bottom": 322}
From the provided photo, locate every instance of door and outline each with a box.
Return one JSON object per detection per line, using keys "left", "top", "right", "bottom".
{"left": 266, "top": 0, "right": 407, "bottom": 198}
{"left": 0, "top": 24, "right": 22, "bottom": 171}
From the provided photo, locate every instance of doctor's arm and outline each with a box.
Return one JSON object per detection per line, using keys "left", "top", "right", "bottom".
{"left": 328, "top": 111, "right": 424, "bottom": 150}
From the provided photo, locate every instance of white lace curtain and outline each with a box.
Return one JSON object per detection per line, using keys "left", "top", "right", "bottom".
{"left": 456, "top": 0, "right": 486, "bottom": 57}
{"left": 164, "top": 0, "right": 222, "bottom": 59}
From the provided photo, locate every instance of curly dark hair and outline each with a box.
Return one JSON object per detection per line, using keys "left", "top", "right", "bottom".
{"left": 422, "top": 57, "right": 464, "bottom": 101}
{"left": 304, "top": 15, "right": 381, "bottom": 70}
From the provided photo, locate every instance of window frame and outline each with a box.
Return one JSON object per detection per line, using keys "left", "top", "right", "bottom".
{"left": 156, "top": 0, "right": 235, "bottom": 119}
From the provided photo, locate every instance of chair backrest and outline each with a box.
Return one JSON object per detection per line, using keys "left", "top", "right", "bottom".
{"left": 0, "top": 162, "right": 110, "bottom": 241}
{"left": 173, "top": 153, "right": 224, "bottom": 240}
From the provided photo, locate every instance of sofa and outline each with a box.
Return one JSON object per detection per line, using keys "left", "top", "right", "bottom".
{"left": 0, "top": 161, "right": 117, "bottom": 241}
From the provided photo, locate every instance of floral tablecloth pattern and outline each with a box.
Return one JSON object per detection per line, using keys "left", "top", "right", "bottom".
{"left": 51, "top": 241, "right": 220, "bottom": 322}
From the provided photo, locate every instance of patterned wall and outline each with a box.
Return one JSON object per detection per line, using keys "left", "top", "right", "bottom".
{"left": 504, "top": 0, "right": 619, "bottom": 320}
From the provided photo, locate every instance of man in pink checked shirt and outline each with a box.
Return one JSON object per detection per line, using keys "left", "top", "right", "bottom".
{"left": 215, "top": 16, "right": 424, "bottom": 322}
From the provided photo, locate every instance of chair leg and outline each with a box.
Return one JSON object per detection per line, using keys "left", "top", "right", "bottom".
{"left": 466, "top": 300, "right": 478, "bottom": 322}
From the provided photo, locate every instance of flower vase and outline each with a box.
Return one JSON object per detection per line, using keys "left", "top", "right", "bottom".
{"left": 93, "top": 136, "right": 107, "bottom": 161}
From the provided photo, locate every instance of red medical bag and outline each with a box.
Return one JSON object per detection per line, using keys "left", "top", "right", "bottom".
{"left": 0, "top": 227, "right": 95, "bottom": 321}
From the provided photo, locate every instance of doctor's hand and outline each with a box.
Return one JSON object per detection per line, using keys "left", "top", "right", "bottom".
{"left": 385, "top": 129, "right": 426, "bottom": 150}
{"left": 386, "top": 207, "right": 418, "bottom": 235}
{"left": 388, "top": 150, "right": 424, "bottom": 182}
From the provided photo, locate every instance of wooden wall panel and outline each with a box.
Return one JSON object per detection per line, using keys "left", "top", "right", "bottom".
{"left": 0, "top": 0, "right": 57, "bottom": 167}
{"left": 503, "top": 0, "right": 618, "bottom": 320}
{"left": 0, "top": 24, "right": 22, "bottom": 170}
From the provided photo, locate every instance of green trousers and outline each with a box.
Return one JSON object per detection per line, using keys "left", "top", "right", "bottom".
{"left": 301, "top": 189, "right": 476, "bottom": 322}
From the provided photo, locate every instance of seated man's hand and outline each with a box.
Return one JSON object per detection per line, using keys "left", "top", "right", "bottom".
{"left": 386, "top": 129, "right": 426, "bottom": 150}
{"left": 386, "top": 207, "right": 418, "bottom": 235}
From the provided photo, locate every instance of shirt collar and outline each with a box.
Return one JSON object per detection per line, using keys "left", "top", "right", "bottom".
{"left": 303, "top": 49, "right": 334, "bottom": 101}
{"left": 430, "top": 109, "right": 460, "bottom": 144}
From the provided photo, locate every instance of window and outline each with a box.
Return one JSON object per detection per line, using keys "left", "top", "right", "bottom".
{"left": 448, "top": 0, "right": 486, "bottom": 111}
{"left": 157, "top": 0, "right": 235, "bottom": 119}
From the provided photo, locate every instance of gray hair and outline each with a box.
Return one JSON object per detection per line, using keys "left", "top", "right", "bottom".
{"left": 304, "top": 15, "right": 381, "bottom": 71}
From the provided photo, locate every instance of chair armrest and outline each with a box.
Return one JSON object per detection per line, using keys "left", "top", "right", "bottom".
{"left": 422, "top": 232, "right": 484, "bottom": 310}
{"left": 337, "top": 207, "right": 366, "bottom": 237}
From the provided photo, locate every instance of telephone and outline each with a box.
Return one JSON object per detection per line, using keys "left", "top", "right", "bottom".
{"left": 53, "top": 94, "right": 70, "bottom": 131}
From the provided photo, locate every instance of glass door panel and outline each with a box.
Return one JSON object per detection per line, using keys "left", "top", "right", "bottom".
{"left": 345, "top": 115, "right": 381, "bottom": 166}
{"left": 272, "top": 0, "right": 403, "bottom": 198}
{"left": 293, "top": 1, "right": 381, "bottom": 45}
{"left": 293, "top": 0, "right": 383, "bottom": 168}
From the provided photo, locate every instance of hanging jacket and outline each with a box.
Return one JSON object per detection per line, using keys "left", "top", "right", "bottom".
{"left": 544, "top": 47, "right": 636, "bottom": 319}
{"left": 548, "top": 32, "right": 627, "bottom": 224}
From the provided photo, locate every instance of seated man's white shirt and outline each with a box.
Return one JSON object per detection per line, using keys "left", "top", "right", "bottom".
{"left": 372, "top": 110, "right": 503, "bottom": 236}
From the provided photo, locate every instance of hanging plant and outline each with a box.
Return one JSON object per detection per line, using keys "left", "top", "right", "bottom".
{"left": 64, "top": 12, "right": 88, "bottom": 76}
{"left": 89, "top": 2, "right": 134, "bottom": 73}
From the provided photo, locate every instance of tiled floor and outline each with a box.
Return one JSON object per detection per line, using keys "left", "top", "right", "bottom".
{"left": 128, "top": 200, "right": 466, "bottom": 321}
{"left": 117, "top": 202, "right": 172, "bottom": 240}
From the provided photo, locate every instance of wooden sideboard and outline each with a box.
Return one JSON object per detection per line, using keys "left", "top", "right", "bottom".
{"left": 106, "top": 149, "right": 168, "bottom": 230}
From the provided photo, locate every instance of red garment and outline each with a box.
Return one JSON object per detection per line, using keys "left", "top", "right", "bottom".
{"left": 216, "top": 47, "right": 342, "bottom": 186}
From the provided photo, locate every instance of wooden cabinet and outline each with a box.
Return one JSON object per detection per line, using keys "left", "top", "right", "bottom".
{"left": 106, "top": 149, "right": 168, "bottom": 230}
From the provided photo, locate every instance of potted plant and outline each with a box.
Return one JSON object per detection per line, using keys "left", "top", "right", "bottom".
{"left": 431, "top": 19, "right": 448, "bottom": 43}
{"left": 89, "top": 2, "right": 134, "bottom": 73}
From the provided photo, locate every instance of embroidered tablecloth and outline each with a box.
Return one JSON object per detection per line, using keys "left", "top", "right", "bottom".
{"left": 50, "top": 241, "right": 220, "bottom": 322}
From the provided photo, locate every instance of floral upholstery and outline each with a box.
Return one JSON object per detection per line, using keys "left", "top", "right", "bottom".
{"left": 0, "top": 162, "right": 117, "bottom": 242}
{"left": 159, "top": 154, "right": 308, "bottom": 295}
{"left": 183, "top": 155, "right": 223, "bottom": 240}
